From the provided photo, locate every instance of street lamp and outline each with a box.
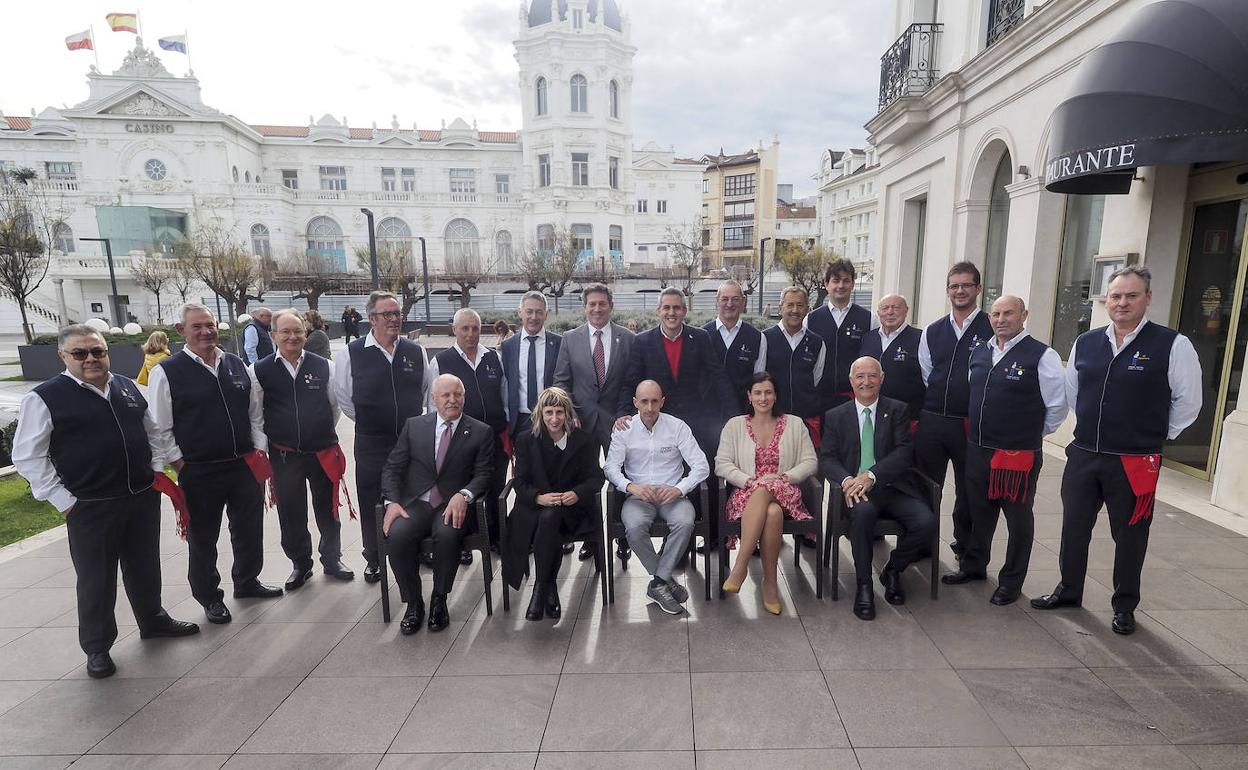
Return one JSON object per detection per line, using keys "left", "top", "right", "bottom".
{"left": 416, "top": 236, "right": 431, "bottom": 322}
{"left": 360, "top": 208, "right": 379, "bottom": 290}
{"left": 78, "top": 237, "right": 123, "bottom": 327}
{"left": 757, "top": 236, "right": 772, "bottom": 315}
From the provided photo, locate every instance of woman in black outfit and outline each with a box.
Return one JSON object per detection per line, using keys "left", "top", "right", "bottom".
{"left": 504, "top": 386, "right": 604, "bottom": 621}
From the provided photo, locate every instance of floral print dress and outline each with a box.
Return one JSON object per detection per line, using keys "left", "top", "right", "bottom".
{"left": 724, "top": 415, "right": 812, "bottom": 522}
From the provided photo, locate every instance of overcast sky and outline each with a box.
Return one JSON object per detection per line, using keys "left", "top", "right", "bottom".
{"left": 4, "top": 0, "right": 890, "bottom": 197}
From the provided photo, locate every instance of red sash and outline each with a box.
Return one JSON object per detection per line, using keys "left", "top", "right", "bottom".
{"left": 315, "top": 445, "right": 357, "bottom": 521}
{"left": 244, "top": 450, "right": 273, "bottom": 484}
{"left": 152, "top": 472, "right": 191, "bottom": 541}
{"left": 988, "top": 450, "right": 1034, "bottom": 503}
{"left": 802, "top": 416, "right": 822, "bottom": 450}
{"left": 1120, "top": 454, "right": 1162, "bottom": 526}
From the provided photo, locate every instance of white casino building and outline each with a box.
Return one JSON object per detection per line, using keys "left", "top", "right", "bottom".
{"left": 0, "top": 0, "right": 703, "bottom": 329}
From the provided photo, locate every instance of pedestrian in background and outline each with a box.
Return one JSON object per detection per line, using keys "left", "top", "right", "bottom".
{"left": 137, "top": 330, "right": 171, "bottom": 386}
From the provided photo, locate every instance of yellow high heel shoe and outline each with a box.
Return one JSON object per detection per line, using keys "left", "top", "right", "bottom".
{"left": 763, "top": 601, "right": 782, "bottom": 615}
{"left": 722, "top": 577, "right": 742, "bottom": 594}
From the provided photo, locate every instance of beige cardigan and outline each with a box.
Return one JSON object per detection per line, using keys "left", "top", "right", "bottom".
{"left": 715, "top": 415, "right": 818, "bottom": 489}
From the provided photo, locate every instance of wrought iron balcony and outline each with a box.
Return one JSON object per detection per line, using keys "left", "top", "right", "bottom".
{"left": 987, "top": 0, "right": 1025, "bottom": 47}
{"left": 878, "top": 23, "right": 943, "bottom": 112}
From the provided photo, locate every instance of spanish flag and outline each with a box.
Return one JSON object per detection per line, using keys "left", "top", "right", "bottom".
{"left": 105, "top": 12, "right": 139, "bottom": 34}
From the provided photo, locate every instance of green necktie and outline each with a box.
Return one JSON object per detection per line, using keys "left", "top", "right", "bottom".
{"left": 859, "top": 408, "right": 875, "bottom": 474}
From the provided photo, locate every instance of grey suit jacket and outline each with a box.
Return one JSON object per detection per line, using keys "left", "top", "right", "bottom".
{"left": 552, "top": 321, "right": 635, "bottom": 450}
{"left": 381, "top": 412, "right": 494, "bottom": 513}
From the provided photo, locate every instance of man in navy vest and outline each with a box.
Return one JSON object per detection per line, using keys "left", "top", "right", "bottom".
{"left": 942, "top": 296, "right": 1068, "bottom": 605}
{"left": 861, "top": 293, "right": 925, "bottom": 425}
{"left": 764, "top": 286, "right": 827, "bottom": 442}
{"left": 14, "top": 325, "right": 199, "bottom": 678}
{"left": 251, "top": 309, "right": 354, "bottom": 591}
{"left": 427, "top": 307, "right": 508, "bottom": 553}
{"left": 501, "top": 291, "right": 563, "bottom": 438}
{"left": 805, "top": 258, "right": 872, "bottom": 414}
{"left": 148, "top": 303, "right": 282, "bottom": 625}
{"left": 333, "top": 290, "right": 428, "bottom": 584}
{"left": 1032, "top": 267, "right": 1202, "bottom": 635}
{"left": 915, "top": 261, "right": 993, "bottom": 558}
{"left": 242, "top": 307, "right": 274, "bottom": 365}
{"left": 703, "top": 279, "right": 766, "bottom": 415}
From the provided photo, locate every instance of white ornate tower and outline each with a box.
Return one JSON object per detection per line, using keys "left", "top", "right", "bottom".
{"left": 516, "top": 0, "right": 636, "bottom": 270}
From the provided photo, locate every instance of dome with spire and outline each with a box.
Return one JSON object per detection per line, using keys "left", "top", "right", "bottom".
{"left": 528, "top": 0, "right": 622, "bottom": 31}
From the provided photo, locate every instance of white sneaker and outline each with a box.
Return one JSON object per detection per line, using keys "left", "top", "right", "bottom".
{"left": 646, "top": 581, "right": 684, "bottom": 614}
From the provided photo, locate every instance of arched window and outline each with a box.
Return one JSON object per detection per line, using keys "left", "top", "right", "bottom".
{"left": 306, "top": 216, "right": 345, "bottom": 271}
{"left": 244, "top": 170, "right": 251, "bottom": 183}
{"left": 377, "top": 217, "right": 412, "bottom": 270}
{"left": 444, "top": 218, "right": 480, "bottom": 262}
{"left": 495, "top": 230, "right": 513, "bottom": 269}
{"left": 609, "top": 80, "right": 620, "bottom": 119}
{"left": 983, "top": 153, "right": 1012, "bottom": 307}
{"left": 609, "top": 224, "right": 623, "bottom": 257}
{"left": 250, "top": 223, "right": 271, "bottom": 258}
{"left": 535, "top": 76, "right": 548, "bottom": 116}
{"left": 570, "top": 74, "right": 588, "bottom": 113}
{"left": 378, "top": 217, "right": 411, "bottom": 241}
{"left": 51, "top": 221, "right": 74, "bottom": 255}
{"left": 536, "top": 224, "right": 555, "bottom": 255}
{"left": 232, "top": 166, "right": 239, "bottom": 182}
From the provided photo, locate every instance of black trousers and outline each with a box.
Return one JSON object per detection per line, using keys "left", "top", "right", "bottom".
{"left": 1057, "top": 445, "right": 1154, "bottom": 613}
{"left": 180, "top": 458, "right": 265, "bottom": 605}
{"left": 385, "top": 500, "right": 469, "bottom": 603}
{"left": 961, "top": 445, "right": 1041, "bottom": 591}
{"left": 66, "top": 489, "right": 166, "bottom": 654}
{"left": 484, "top": 432, "right": 508, "bottom": 546}
{"left": 271, "top": 448, "right": 341, "bottom": 571}
{"left": 842, "top": 488, "right": 936, "bottom": 585}
{"left": 355, "top": 433, "right": 397, "bottom": 568}
{"left": 914, "top": 410, "right": 972, "bottom": 549}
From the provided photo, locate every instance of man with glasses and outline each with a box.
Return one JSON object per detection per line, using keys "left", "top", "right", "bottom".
{"left": 334, "top": 291, "right": 428, "bottom": 583}
{"left": 861, "top": 294, "right": 925, "bottom": 425}
{"left": 915, "top": 262, "right": 994, "bottom": 559}
{"left": 703, "top": 279, "right": 767, "bottom": 415}
{"left": 14, "top": 325, "right": 200, "bottom": 678}
{"left": 805, "top": 258, "right": 873, "bottom": 414}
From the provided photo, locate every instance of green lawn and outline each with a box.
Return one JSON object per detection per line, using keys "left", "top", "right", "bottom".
{"left": 0, "top": 475, "right": 63, "bottom": 547}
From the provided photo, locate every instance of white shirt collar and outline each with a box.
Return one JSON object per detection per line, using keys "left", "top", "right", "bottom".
{"left": 521, "top": 328, "right": 546, "bottom": 342}
{"left": 950, "top": 307, "right": 982, "bottom": 330}
{"left": 60, "top": 369, "right": 112, "bottom": 397}
{"left": 436, "top": 414, "right": 461, "bottom": 431}
{"left": 994, "top": 330, "right": 1031, "bottom": 353}
{"left": 277, "top": 350, "right": 305, "bottom": 368}
{"left": 854, "top": 398, "right": 877, "bottom": 414}
{"left": 181, "top": 346, "right": 225, "bottom": 368}
{"left": 879, "top": 323, "right": 908, "bottom": 343}
{"left": 553, "top": 432, "right": 568, "bottom": 450}
{"left": 1106, "top": 318, "right": 1150, "bottom": 347}
{"left": 588, "top": 322, "right": 610, "bottom": 336}
{"left": 659, "top": 324, "right": 684, "bottom": 342}
{"left": 778, "top": 323, "right": 806, "bottom": 342}
{"left": 715, "top": 317, "right": 739, "bottom": 333}
{"left": 452, "top": 343, "right": 488, "bottom": 367}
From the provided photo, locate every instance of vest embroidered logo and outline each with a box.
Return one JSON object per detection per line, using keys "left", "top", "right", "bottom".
{"left": 967, "top": 334, "right": 984, "bottom": 351}
{"left": 399, "top": 356, "right": 417, "bottom": 373}
{"left": 893, "top": 349, "right": 908, "bottom": 361}
{"left": 303, "top": 372, "right": 322, "bottom": 390}
{"left": 1006, "top": 362, "right": 1025, "bottom": 381}
{"left": 846, "top": 323, "right": 863, "bottom": 339}
{"left": 1128, "top": 351, "right": 1149, "bottom": 372}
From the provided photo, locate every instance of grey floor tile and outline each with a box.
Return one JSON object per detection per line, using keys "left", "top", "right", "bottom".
{"left": 1094, "top": 665, "right": 1248, "bottom": 744}
{"left": 164, "top": 593, "right": 277, "bottom": 627}
{"left": 0, "top": 680, "right": 49, "bottom": 716}
{"left": 62, "top": 623, "right": 245, "bottom": 680}
{"left": 436, "top": 619, "right": 571, "bottom": 676}
{"left": 390, "top": 675, "right": 555, "bottom": 753}
{"left": 537, "top": 752, "right": 695, "bottom": 769}
{"left": 695, "top": 749, "right": 857, "bottom": 769}
{"left": 1088, "top": 568, "right": 1246, "bottom": 611}
{"left": 0, "top": 627, "right": 29, "bottom": 648}
{"left": 68, "top": 756, "right": 229, "bottom": 769}
{"left": 563, "top": 614, "right": 689, "bottom": 673}
{"left": 377, "top": 754, "right": 536, "bottom": 770}
{"left": 242, "top": 676, "right": 426, "bottom": 753}
{"left": 1189, "top": 569, "right": 1248, "bottom": 604}
{"left": 1146, "top": 610, "right": 1248, "bottom": 665}
{"left": 1020, "top": 569, "right": 1116, "bottom": 612}
{"left": 854, "top": 747, "right": 1027, "bottom": 769}
{"left": 311, "top": 621, "right": 461, "bottom": 677}
{"left": 958, "top": 668, "right": 1167, "bottom": 746}
{"left": 1029, "top": 609, "right": 1216, "bottom": 667}
{"left": 0, "top": 587, "right": 79, "bottom": 627}
{"left": 475, "top": 579, "right": 588, "bottom": 626}
{"left": 92, "top": 677, "right": 299, "bottom": 754}
{"left": 187, "top": 622, "right": 352, "bottom": 677}
{"left": 250, "top": 579, "right": 381, "bottom": 623}
{"left": 0, "top": 557, "right": 74, "bottom": 588}
{"left": 541, "top": 673, "right": 693, "bottom": 751}
{"left": 223, "top": 755, "right": 382, "bottom": 769}
{"left": 0, "top": 626, "right": 126, "bottom": 680}
{"left": 915, "top": 603, "right": 1082, "bottom": 668}
{"left": 0, "top": 678, "right": 171, "bottom": 755}
{"left": 1036, "top": 538, "right": 1178, "bottom": 571}
{"left": 826, "top": 670, "right": 1008, "bottom": 748}
{"left": 1016, "top": 745, "right": 1199, "bottom": 769}
{"left": 580, "top": 575, "right": 699, "bottom": 622}
{"left": 801, "top": 606, "right": 949, "bottom": 670}
{"left": 1179, "top": 744, "right": 1248, "bottom": 769}
{"left": 0, "top": 758, "right": 78, "bottom": 769}
{"left": 691, "top": 671, "right": 848, "bottom": 749}
{"left": 688, "top": 613, "right": 818, "bottom": 672}
{"left": 1145, "top": 538, "right": 1248, "bottom": 570}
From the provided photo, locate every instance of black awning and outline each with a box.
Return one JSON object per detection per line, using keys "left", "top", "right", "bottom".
{"left": 1045, "top": 0, "right": 1248, "bottom": 195}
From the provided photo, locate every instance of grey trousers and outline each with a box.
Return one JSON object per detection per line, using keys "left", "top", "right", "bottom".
{"left": 621, "top": 496, "right": 695, "bottom": 581}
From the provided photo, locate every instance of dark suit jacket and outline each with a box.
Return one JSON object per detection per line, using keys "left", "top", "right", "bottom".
{"left": 500, "top": 330, "right": 563, "bottom": 433}
{"left": 818, "top": 395, "right": 922, "bottom": 501}
{"left": 381, "top": 412, "right": 494, "bottom": 515}
{"left": 552, "top": 322, "right": 634, "bottom": 450}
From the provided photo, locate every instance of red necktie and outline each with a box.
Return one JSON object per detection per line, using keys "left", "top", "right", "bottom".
{"left": 593, "top": 329, "right": 606, "bottom": 388}
{"left": 429, "top": 421, "right": 453, "bottom": 508}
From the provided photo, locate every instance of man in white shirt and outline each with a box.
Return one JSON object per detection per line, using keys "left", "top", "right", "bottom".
{"left": 604, "top": 380, "right": 709, "bottom": 615}
{"left": 702, "top": 279, "right": 767, "bottom": 415}
{"left": 501, "top": 291, "right": 563, "bottom": 438}
{"left": 242, "top": 307, "right": 273, "bottom": 364}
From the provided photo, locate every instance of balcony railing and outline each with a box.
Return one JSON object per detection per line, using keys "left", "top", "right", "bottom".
{"left": 878, "top": 23, "right": 943, "bottom": 112}
{"left": 987, "top": 0, "right": 1025, "bottom": 47}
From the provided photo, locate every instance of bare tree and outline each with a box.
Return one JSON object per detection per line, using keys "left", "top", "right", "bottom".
{"left": 130, "top": 256, "right": 173, "bottom": 323}
{"left": 441, "top": 251, "right": 494, "bottom": 309}
{"left": 354, "top": 240, "right": 428, "bottom": 319}
{"left": 0, "top": 168, "right": 66, "bottom": 341}
{"left": 545, "top": 227, "right": 581, "bottom": 315}
{"left": 664, "top": 224, "right": 705, "bottom": 311}
{"left": 514, "top": 240, "right": 553, "bottom": 293}
{"left": 271, "top": 249, "right": 345, "bottom": 311}
{"left": 168, "top": 253, "right": 198, "bottom": 304}
{"left": 178, "top": 215, "right": 266, "bottom": 320}
{"left": 775, "top": 240, "right": 831, "bottom": 302}
{"left": 730, "top": 263, "right": 759, "bottom": 299}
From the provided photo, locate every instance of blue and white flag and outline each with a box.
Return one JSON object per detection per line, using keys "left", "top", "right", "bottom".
{"left": 157, "top": 35, "right": 187, "bottom": 54}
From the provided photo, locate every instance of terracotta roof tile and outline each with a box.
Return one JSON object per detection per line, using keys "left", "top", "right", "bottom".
{"left": 1, "top": 116, "right": 32, "bottom": 130}
{"left": 251, "top": 124, "right": 309, "bottom": 137}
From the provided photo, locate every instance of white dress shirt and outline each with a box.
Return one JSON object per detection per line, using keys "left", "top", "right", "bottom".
{"left": 553, "top": 432, "right": 568, "bottom": 450}
{"left": 846, "top": 398, "right": 881, "bottom": 485}
{"left": 716, "top": 318, "right": 768, "bottom": 373}
{"left": 14, "top": 372, "right": 164, "bottom": 513}
{"left": 1064, "top": 319, "right": 1203, "bottom": 440}
{"left": 604, "top": 412, "right": 709, "bottom": 496}
{"left": 877, "top": 323, "right": 909, "bottom": 350}
{"left": 774, "top": 324, "right": 825, "bottom": 388}
{"left": 332, "top": 331, "right": 430, "bottom": 421}
{"left": 918, "top": 307, "right": 984, "bottom": 385}
{"left": 976, "top": 331, "right": 1070, "bottom": 435}
{"left": 516, "top": 329, "right": 548, "bottom": 415}
{"left": 243, "top": 323, "right": 261, "bottom": 363}
{"left": 146, "top": 347, "right": 266, "bottom": 465}
{"left": 586, "top": 322, "right": 614, "bottom": 372}
{"left": 424, "top": 343, "right": 509, "bottom": 412}
{"left": 247, "top": 351, "right": 341, "bottom": 452}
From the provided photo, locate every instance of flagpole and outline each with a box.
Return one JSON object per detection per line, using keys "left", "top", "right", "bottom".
{"left": 90, "top": 24, "right": 100, "bottom": 70}
{"left": 185, "top": 28, "right": 193, "bottom": 75}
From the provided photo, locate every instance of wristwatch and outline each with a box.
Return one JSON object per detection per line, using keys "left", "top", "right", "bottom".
{"left": 458, "top": 490, "right": 473, "bottom": 503}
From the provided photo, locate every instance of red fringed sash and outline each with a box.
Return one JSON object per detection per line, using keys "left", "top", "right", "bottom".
{"left": 803, "top": 416, "right": 822, "bottom": 451}
{"left": 152, "top": 472, "right": 191, "bottom": 541}
{"left": 1120, "top": 454, "right": 1162, "bottom": 526}
{"left": 988, "top": 450, "right": 1034, "bottom": 503}
{"left": 315, "top": 445, "right": 357, "bottom": 521}
{"left": 244, "top": 450, "right": 273, "bottom": 484}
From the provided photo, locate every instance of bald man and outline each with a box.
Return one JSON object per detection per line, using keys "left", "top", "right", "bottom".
{"left": 942, "top": 296, "right": 1067, "bottom": 605}
{"left": 860, "top": 294, "right": 925, "bottom": 424}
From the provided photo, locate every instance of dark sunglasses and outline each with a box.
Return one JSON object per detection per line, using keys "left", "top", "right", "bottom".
{"left": 66, "top": 348, "right": 108, "bottom": 361}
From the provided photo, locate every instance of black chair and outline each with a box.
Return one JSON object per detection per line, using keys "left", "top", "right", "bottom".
{"left": 823, "top": 468, "right": 942, "bottom": 601}
{"left": 605, "top": 482, "right": 711, "bottom": 603}
{"left": 373, "top": 501, "right": 495, "bottom": 623}
{"left": 717, "top": 477, "right": 825, "bottom": 599}
{"left": 497, "top": 479, "right": 608, "bottom": 612}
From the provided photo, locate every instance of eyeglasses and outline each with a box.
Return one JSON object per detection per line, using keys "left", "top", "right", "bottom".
{"left": 947, "top": 282, "right": 979, "bottom": 292}
{"left": 66, "top": 348, "right": 108, "bottom": 361}
{"left": 371, "top": 310, "right": 403, "bottom": 320}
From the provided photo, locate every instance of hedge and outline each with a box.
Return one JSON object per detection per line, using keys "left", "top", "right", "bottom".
{"left": 29, "top": 325, "right": 240, "bottom": 346}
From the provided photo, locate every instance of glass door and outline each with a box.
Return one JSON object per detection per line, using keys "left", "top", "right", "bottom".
{"left": 1167, "top": 198, "right": 1248, "bottom": 477}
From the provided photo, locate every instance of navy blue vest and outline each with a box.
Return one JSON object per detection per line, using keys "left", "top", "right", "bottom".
{"left": 254, "top": 353, "right": 337, "bottom": 453}
{"left": 968, "top": 335, "right": 1049, "bottom": 450}
{"left": 34, "top": 374, "right": 153, "bottom": 500}
{"left": 861, "top": 325, "right": 925, "bottom": 420}
{"left": 160, "top": 350, "right": 253, "bottom": 463}
{"left": 435, "top": 348, "right": 507, "bottom": 433}
{"left": 763, "top": 326, "right": 825, "bottom": 418}
{"left": 922, "top": 312, "right": 993, "bottom": 417}
{"left": 805, "top": 303, "right": 871, "bottom": 405}
{"left": 246, "top": 323, "right": 274, "bottom": 364}
{"left": 347, "top": 337, "right": 426, "bottom": 439}
{"left": 1071, "top": 322, "right": 1177, "bottom": 455}
{"left": 703, "top": 320, "right": 763, "bottom": 415}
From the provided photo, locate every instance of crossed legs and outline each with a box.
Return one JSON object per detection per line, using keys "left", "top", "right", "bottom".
{"left": 726, "top": 487, "right": 784, "bottom": 606}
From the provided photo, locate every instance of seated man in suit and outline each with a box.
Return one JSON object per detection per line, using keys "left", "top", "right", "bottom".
{"left": 382, "top": 374, "right": 494, "bottom": 635}
{"left": 820, "top": 356, "right": 936, "bottom": 621}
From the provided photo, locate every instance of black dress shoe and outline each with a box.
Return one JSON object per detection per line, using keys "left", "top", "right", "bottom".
{"left": 1029, "top": 590, "right": 1082, "bottom": 610}
{"left": 420, "top": 551, "right": 435, "bottom": 567}
{"left": 561, "top": 542, "right": 576, "bottom": 555}
{"left": 399, "top": 601, "right": 425, "bottom": 635}
{"left": 363, "top": 564, "right": 382, "bottom": 584}
{"left": 205, "top": 601, "right": 232, "bottom": 624}
{"left": 428, "top": 593, "right": 450, "bottom": 632}
{"left": 880, "top": 567, "right": 905, "bottom": 606}
{"left": 577, "top": 543, "right": 594, "bottom": 561}
{"left": 234, "top": 581, "right": 283, "bottom": 599}
{"left": 525, "top": 585, "right": 546, "bottom": 621}
{"left": 139, "top": 615, "right": 200, "bottom": 639}
{"left": 941, "top": 570, "right": 988, "bottom": 585}
{"left": 285, "top": 567, "right": 313, "bottom": 591}
{"left": 990, "top": 587, "right": 1020, "bottom": 606}
{"left": 545, "top": 583, "right": 561, "bottom": 620}
{"left": 86, "top": 651, "right": 116, "bottom": 679}
{"left": 1112, "top": 611, "right": 1136, "bottom": 635}
{"left": 616, "top": 539, "right": 631, "bottom": 560}
{"left": 323, "top": 561, "right": 355, "bottom": 580}
{"left": 459, "top": 550, "right": 473, "bottom": 566}
{"left": 853, "top": 584, "right": 876, "bottom": 621}
{"left": 695, "top": 538, "right": 708, "bottom": 555}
